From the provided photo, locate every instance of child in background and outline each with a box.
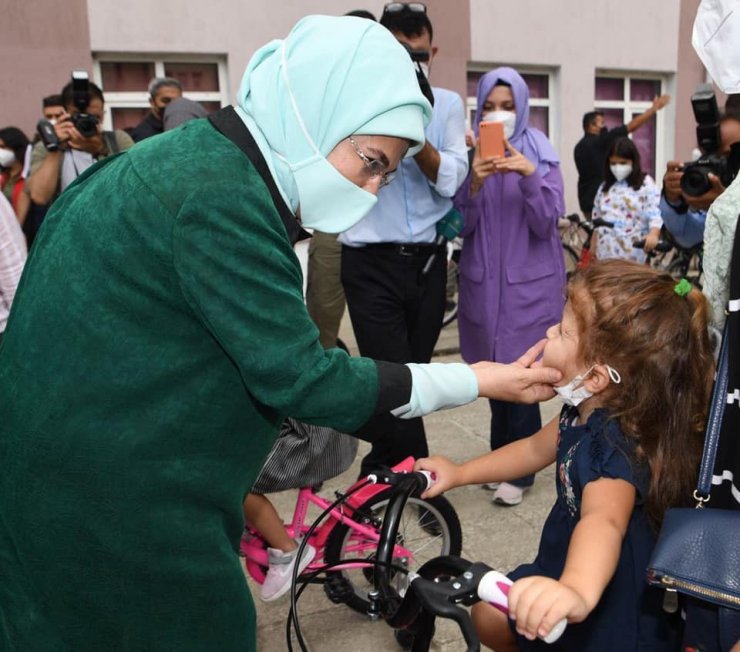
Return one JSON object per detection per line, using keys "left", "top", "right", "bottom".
{"left": 592, "top": 137, "right": 663, "bottom": 263}
{"left": 417, "top": 260, "right": 714, "bottom": 650}
{"left": 243, "top": 418, "right": 357, "bottom": 602}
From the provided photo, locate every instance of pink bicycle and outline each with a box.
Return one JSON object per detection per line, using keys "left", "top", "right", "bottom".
{"left": 240, "top": 456, "right": 462, "bottom": 615}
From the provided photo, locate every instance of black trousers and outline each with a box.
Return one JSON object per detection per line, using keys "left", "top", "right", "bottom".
{"left": 341, "top": 244, "right": 447, "bottom": 476}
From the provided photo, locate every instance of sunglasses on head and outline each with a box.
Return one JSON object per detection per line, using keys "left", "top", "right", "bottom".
{"left": 382, "top": 2, "right": 427, "bottom": 15}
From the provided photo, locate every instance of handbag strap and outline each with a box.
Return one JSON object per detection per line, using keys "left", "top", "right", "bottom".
{"left": 696, "top": 213, "right": 740, "bottom": 501}
{"left": 207, "top": 106, "right": 310, "bottom": 246}
{"left": 697, "top": 321, "right": 730, "bottom": 501}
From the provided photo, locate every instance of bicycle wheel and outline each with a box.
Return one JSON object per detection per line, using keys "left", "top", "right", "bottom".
{"left": 562, "top": 244, "right": 579, "bottom": 279}
{"left": 323, "top": 488, "right": 462, "bottom": 615}
{"left": 667, "top": 253, "right": 703, "bottom": 289}
{"left": 442, "top": 255, "right": 459, "bottom": 327}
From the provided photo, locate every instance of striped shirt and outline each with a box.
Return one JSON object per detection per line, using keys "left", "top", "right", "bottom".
{"left": 0, "top": 193, "right": 27, "bottom": 332}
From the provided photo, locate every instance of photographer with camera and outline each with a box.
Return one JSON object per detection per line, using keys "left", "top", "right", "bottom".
{"left": 26, "top": 73, "right": 133, "bottom": 207}
{"left": 661, "top": 110, "right": 740, "bottom": 249}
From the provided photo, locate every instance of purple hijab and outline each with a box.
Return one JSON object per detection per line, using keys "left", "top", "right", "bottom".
{"left": 473, "top": 67, "right": 559, "bottom": 177}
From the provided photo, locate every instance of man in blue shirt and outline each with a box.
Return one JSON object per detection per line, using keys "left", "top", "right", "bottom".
{"left": 661, "top": 114, "right": 740, "bottom": 247}
{"left": 340, "top": 3, "right": 468, "bottom": 475}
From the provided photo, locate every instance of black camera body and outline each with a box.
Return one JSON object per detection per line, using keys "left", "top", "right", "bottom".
{"left": 680, "top": 84, "right": 737, "bottom": 196}
{"left": 680, "top": 153, "right": 735, "bottom": 197}
{"left": 36, "top": 70, "right": 99, "bottom": 151}
{"left": 70, "top": 70, "right": 99, "bottom": 138}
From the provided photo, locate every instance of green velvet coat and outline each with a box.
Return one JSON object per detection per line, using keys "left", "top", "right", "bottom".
{"left": 0, "top": 118, "right": 389, "bottom": 650}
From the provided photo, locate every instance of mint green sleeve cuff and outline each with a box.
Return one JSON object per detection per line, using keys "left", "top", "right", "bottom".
{"left": 391, "top": 363, "right": 479, "bottom": 419}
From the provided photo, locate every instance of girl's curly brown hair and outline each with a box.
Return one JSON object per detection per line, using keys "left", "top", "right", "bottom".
{"left": 568, "top": 260, "right": 714, "bottom": 529}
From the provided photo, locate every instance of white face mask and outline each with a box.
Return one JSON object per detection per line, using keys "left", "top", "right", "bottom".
{"left": 553, "top": 365, "right": 622, "bottom": 407}
{"left": 693, "top": 0, "right": 740, "bottom": 93}
{"left": 481, "top": 110, "right": 517, "bottom": 140}
{"left": 610, "top": 163, "right": 632, "bottom": 182}
{"left": 0, "top": 148, "right": 16, "bottom": 169}
{"left": 276, "top": 42, "right": 378, "bottom": 233}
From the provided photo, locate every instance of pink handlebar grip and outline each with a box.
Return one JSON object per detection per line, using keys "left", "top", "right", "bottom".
{"left": 477, "top": 571, "right": 567, "bottom": 644}
{"left": 418, "top": 470, "right": 436, "bottom": 491}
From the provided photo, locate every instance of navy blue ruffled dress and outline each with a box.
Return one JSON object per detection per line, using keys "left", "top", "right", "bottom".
{"left": 508, "top": 407, "right": 681, "bottom": 650}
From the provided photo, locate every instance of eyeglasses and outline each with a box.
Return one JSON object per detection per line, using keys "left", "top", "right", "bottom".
{"left": 348, "top": 136, "right": 395, "bottom": 187}
{"left": 383, "top": 3, "right": 427, "bottom": 15}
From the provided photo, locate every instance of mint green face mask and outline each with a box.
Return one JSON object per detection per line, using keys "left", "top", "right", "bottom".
{"left": 273, "top": 41, "right": 377, "bottom": 234}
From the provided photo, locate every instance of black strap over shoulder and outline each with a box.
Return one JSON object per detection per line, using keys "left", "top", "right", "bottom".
{"left": 208, "top": 106, "right": 310, "bottom": 245}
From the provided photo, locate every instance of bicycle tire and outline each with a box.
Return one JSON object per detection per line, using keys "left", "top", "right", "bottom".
{"left": 562, "top": 244, "right": 579, "bottom": 279}
{"left": 323, "top": 488, "right": 462, "bottom": 615}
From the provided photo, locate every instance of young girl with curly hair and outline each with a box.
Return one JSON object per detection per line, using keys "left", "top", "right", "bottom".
{"left": 417, "top": 260, "right": 715, "bottom": 650}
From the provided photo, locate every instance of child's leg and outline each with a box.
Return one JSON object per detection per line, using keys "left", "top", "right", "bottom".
{"left": 243, "top": 493, "right": 317, "bottom": 602}
{"left": 243, "top": 493, "right": 296, "bottom": 552}
{"left": 471, "top": 601, "right": 518, "bottom": 652}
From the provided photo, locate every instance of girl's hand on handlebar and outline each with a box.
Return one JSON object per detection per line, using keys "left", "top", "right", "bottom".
{"left": 471, "top": 340, "right": 562, "bottom": 403}
{"left": 508, "top": 576, "right": 588, "bottom": 642}
{"left": 642, "top": 229, "right": 660, "bottom": 253}
{"left": 414, "top": 456, "right": 461, "bottom": 499}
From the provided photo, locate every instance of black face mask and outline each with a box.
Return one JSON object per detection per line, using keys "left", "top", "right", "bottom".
{"left": 599, "top": 126, "right": 608, "bottom": 135}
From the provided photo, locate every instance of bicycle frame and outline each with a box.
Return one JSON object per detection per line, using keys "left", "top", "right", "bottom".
{"left": 241, "top": 457, "right": 419, "bottom": 584}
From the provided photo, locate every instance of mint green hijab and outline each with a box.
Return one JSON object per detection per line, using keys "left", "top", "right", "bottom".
{"left": 236, "top": 15, "right": 432, "bottom": 233}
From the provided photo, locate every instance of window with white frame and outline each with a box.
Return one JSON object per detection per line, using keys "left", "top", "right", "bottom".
{"left": 594, "top": 74, "right": 667, "bottom": 180}
{"left": 92, "top": 56, "right": 229, "bottom": 132}
{"left": 466, "top": 68, "right": 555, "bottom": 142}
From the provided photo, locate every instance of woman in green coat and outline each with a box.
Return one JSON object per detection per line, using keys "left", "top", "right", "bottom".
{"left": 0, "top": 16, "right": 560, "bottom": 651}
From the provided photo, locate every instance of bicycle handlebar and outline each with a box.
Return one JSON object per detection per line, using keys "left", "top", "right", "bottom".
{"left": 366, "top": 468, "right": 436, "bottom": 492}
{"left": 563, "top": 213, "right": 614, "bottom": 233}
{"left": 386, "top": 557, "right": 566, "bottom": 651}
{"left": 367, "top": 468, "right": 567, "bottom": 650}
{"left": 632, "top": 238, "right": 673, "bottom": 253}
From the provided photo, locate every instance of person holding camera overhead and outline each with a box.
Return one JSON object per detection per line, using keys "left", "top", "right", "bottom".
{"left": 26, "top": 74, "right": 133, "bottom": 207}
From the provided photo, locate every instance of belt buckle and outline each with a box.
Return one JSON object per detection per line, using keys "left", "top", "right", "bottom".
{"left": 398, "top": 244, "right": 415, "bottom": 256}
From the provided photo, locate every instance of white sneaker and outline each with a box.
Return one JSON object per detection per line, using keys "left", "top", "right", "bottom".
{"left": 492, "top": 483, "right": 528, "bottom": 506}
{"left": 260, "top": 543, "right": 316, "bottom": 602}
{"left": 481, "top": 482, "right": 500, "bottom": 491}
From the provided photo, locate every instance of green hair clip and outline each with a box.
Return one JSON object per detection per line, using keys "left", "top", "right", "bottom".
{"left": 674, "top": 278, "right": 692, "bottom": 297}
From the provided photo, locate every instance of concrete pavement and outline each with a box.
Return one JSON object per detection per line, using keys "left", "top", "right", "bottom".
{"left": 252, "top": 315, "right": 560, "bottom": 651}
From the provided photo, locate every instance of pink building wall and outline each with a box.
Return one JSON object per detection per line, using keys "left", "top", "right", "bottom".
{"left": 0, "top": 0, "right": 92, "bottom": 137}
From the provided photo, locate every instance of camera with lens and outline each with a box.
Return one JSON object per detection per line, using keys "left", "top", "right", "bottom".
{"left": 680, "top": 84, "right": 738, "bottom": 196}
{"left": 69, "top": 70, "right": 99, "bottom": 138}
{"left": 400, "top": 42, "right": 434, "bottom": 107}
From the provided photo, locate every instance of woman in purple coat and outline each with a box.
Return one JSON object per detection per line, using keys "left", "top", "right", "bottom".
{"left": 454, "top": 67, "right": 565, "bottom": 506}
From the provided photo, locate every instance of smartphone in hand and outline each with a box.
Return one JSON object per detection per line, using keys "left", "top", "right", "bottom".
{"left": 479, "top": 121, "right": 505, "bottom": 159}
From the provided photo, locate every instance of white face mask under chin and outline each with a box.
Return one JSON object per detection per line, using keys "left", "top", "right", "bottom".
{"left": 553, "top": 365, "right": 622, "bottom": 407}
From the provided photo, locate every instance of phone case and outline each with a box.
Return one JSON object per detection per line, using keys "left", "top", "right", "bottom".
{"left": 479, "top": 121, "right": 505, "bottom": 158}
